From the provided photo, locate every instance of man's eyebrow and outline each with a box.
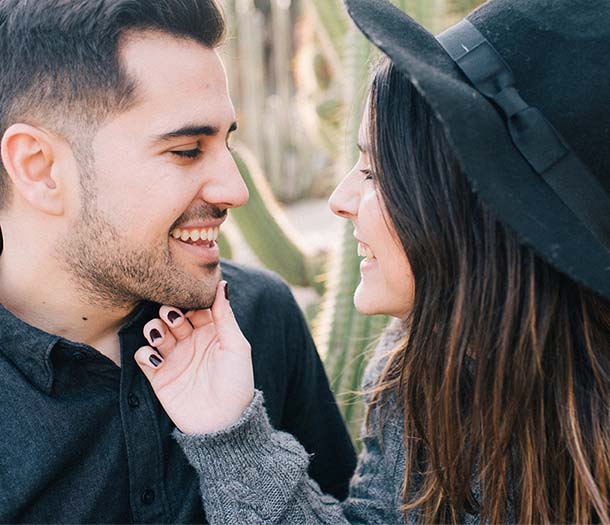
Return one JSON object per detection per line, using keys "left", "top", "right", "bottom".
{"left": 152, "top": 122, "right": 238, "bottom": 143}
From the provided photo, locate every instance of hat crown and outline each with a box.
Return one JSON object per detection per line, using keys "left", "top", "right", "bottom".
{"left": 344, "top": 0, "right": 610, "bottom": 300}
{"left": 468, "top": 0, "right": 610, "bottom": 189}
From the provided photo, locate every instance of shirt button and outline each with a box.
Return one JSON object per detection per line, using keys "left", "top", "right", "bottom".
{"left": 127, "top": 392, "right": 140, "bottom": 408}
{"left": 72, "top": 351, "right": 85, "bottom": 361}
{"left": 141, "top": 488, "right": 155, "bottom": 505}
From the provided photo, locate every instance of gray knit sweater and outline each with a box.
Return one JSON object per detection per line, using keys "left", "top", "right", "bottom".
{"left": 174, "top": 323, "right": 479, "bottom": 524}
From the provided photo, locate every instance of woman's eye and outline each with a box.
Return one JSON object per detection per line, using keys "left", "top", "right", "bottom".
{"left": 171, "top": 148, "right": 202, "bottom": 159}
{"left": 360, "top": 168, "right": 374, "bottom": 180}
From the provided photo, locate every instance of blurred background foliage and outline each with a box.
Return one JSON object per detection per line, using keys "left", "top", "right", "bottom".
{"left": 219, "top": 0, "right": 485, "bottom": 439}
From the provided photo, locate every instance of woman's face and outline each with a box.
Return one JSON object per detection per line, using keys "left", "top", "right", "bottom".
{"left": 329, "top": 110, "right": 414, "bottom": 319}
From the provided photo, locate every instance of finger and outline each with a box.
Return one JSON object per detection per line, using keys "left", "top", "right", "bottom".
{"left": 143, "top": 318, "right": 177, "bottom": 357}
{"left": 211, "top": 281, "right": 250, "bottom": 354}
{"left": 134, "top": 345, "right": 164, "bottom": 382}
{"left": 185, "top": 308, "right": 213, "bottom": 329}
{"left": 159, "top": 306, "right": 193, "bottom": 341}
{"left": 187, "top": 309, "right": 220, "bottom": 353}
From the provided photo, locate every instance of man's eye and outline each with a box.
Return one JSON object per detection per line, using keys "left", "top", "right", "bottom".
{"left": 171, "top": 148, "right": 202, "bottom": 159}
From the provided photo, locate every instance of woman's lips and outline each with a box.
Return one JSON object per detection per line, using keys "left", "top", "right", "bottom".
{"left": 357, "top": 241, "right": 377, "bottom": 273}
{"left": 357, "top": 241, "right": 376, "bottom": 260}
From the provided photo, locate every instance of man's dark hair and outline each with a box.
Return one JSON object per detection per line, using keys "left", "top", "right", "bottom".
{"left": 0, "top": 0, "right": 226, "bottom": 207}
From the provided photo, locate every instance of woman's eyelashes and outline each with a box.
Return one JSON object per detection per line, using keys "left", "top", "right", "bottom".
{"left": 360, "top": 168, "right": 374, "bottom": 181}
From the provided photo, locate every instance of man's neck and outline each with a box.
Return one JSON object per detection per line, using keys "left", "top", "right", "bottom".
{"left": 0, "top": 256, "right": 135, "bottom": 366}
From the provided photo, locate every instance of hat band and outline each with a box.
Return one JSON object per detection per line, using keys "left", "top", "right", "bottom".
{"left": 437, "top": 20, "right": 610, "bottom": 253}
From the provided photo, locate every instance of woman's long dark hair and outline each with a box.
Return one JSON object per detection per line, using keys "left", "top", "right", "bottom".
{"left": 367, "top": 56, "right": 610, "bottom": 524}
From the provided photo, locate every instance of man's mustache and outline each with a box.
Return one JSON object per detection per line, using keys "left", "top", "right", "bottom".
{"left": 171, "top": 206, "right": 227, "bottom": 229}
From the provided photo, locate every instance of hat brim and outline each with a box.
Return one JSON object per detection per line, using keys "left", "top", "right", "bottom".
{"left": 345, "top": 0, "right": 610, "bottom": 300}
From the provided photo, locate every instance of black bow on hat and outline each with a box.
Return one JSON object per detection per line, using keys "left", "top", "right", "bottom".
{"left": 344, "top": 0, "right": 610, "bottom": 301}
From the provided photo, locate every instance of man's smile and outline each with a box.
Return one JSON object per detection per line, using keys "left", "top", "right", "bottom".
{"left": 170, "top": 226, "right": 220, "bottom": 243}
{"left": 169, "top": 223, "right": 222, "bottom": 264}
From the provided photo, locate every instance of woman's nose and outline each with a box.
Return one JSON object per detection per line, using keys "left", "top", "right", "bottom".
{"left": 329, "top": 172, "right": 359, "bottom": 219}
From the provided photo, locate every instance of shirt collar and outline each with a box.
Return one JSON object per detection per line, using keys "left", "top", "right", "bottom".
{"left": 0, "top": 305, "right": 60, "bottom": 394}
{"left": 0, "top": 301, "right": 156, "bottom": 394}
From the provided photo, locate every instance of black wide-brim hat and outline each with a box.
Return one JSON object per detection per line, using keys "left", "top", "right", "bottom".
{"left": 344, "top": 0, "right": 610, "bottom": 301}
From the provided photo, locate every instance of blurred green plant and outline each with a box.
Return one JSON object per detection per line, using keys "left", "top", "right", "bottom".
{"left": 217, "top": 231, "right": 233, "bottom": 260}
{"left": 231, "top": 143, "right": 326, "bottom": 291}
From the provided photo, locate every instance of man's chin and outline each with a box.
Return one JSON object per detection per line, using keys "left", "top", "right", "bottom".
{"left": 179, "top": 292, "right": 217, "bottom": 311}
{"left": 147, "top": 263, "right": 221, "bottom": 311}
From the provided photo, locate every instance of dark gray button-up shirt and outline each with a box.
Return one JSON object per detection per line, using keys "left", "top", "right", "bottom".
{"left": 0, "top": 261, "right": 356, "bottom": 523}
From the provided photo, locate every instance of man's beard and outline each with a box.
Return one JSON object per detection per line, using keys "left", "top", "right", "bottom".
{"left": 57, "top": 192, "right": 223, "bottom": 312}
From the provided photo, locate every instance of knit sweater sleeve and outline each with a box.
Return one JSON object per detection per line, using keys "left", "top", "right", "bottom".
{"left": 174, "top": 388, "right": 399, "bottom": 524}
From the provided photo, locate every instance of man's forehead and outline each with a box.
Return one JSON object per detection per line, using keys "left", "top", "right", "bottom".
{"left": 116, "top": 30, "right": 234, "bottom": 133}
{"left": 119, "top": 28, "right": 221, "bottom": 66}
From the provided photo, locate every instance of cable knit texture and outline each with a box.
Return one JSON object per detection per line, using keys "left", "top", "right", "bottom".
{"left": 175, "top": 321, "right": 480, "bottom": 524}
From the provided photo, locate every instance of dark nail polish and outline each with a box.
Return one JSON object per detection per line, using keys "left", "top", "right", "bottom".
{"left": 224, "top": 282, "right": 230, "bottom": 301}
{"left": 149, "top": 354, "right": 162, "bottom": 367}
{"left": 150, "top": 328, "right": 162, "bottom": 342}
{"left": 167, "top": 310, "right": 181, "bottom": 323}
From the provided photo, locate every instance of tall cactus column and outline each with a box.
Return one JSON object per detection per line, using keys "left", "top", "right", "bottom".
{"left": 266, "top": 0, "right": 292, "bottom": 198}
{"left": 312, "top": 12, "right": 390, "bottom": 440}
{"left": 235, "top": 0, "right": 266, "bottom": 167}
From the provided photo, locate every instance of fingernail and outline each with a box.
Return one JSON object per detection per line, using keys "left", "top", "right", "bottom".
{"left": 149, "top": 354, "right": 162, "bottom": 367}
{"left": 167, "top": 310, "right": 181, "bottom": 323}
{"left": 224, "top": 281, "right": 230, "bottom": 301}
{"left": 150, "top": 328, "right": 162, "bottom": 342}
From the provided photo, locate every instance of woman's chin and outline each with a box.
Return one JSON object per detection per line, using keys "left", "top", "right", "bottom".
{"left": 354, "top": 283, "right": 412, "bottom": 319}
{"left": 353, "top": 284, "right": 385, "bottom": 316}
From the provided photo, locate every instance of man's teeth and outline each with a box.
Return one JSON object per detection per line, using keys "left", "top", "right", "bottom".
{"left": 357, "top": 243, "right": 376, "bottom": 260}
{"left": 170, "top": 227, "right": 220, "bottom": 242}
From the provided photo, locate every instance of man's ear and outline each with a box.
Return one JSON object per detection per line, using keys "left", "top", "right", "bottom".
{"left": 1, "top": 123, "right": 64, "bottom": 216}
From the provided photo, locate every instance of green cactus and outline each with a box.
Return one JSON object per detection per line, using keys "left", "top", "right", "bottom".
{"left": 217, "top": 231, "right": 233, "bottom": 260}
{"left": 310, "top": 15, "right": 393, "bottom": 439}
{"left": 314, "top": 220, "right": 391, "bottom": 438}
{"left": 230, "top": 143, "right": 326, "bottom": 290}
{"left": 306, "top": 0, "right": 348, "bottom": 72}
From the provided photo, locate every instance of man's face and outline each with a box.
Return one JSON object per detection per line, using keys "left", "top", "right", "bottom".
{"left": 59, "top": 32, "right": 248, "bottom": 310}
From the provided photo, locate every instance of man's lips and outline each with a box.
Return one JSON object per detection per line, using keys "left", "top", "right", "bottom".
{"left": 170, "top": 235, "right": 220, "bottom": 263}
{"left": 170, "top": 225, "right": 220, "bottom": 243}
{"left": 173, "top": 217, "right": 226, "bottom": 230}
{"left": 169, "top": 219, "right": 224, "bottom": 263}
{"left": 170, "top": 217, "right": 225, "bottom": 243}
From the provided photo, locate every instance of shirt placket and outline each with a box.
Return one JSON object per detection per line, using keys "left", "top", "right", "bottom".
{"left": 119, "top": 330, "right": 170, "bottom": 523}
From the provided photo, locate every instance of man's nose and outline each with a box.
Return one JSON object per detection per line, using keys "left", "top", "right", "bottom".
{"left": 199, "top": 148, "right": 249, "bottom": 210}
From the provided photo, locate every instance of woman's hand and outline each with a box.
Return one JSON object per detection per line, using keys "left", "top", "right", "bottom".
{"left": 134, "top": 281, "right": 254, "bottom": 435}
